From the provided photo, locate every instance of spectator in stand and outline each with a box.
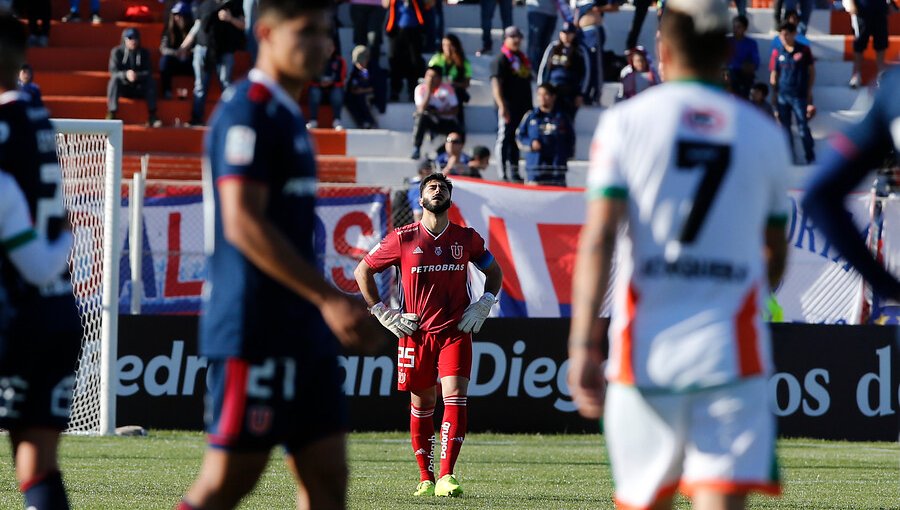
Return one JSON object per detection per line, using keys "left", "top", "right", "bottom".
{"left": 537, "top": 22, "right": 590, "bottom": 121}
{"left": 771, "top": 21, "right": 816, "bottom": 164}
{"left": 467, "top": 145, "right": 491, "bottom": 178}
{"left": 576, "top": 1, "right": 621, "bottom": 103}
{"left": 516, "top": 83, "right": 573, "bottom": 187}
{"left": 845, "top": 0, "right": 889, "bottom": 88}
{"left": 17, "top": 64, "right": 42, "bottom": 106}
{"left": 771, "top": 10, "right": 811, "bottom": 51}
{"left": 526, "top": 0, "right": 559, "bottom": 68}
{"left": 435, "top": 132, "right": 471, "bottom": 175}
{"left": 243, "top": 0, "right": 258, "bottom": 63}
{"left": 478, "top": 0, "right": 513, "bottom": 56}
{"left": 491, "top": 26, "right": 532, "bottom": 182}
{"left": 618, "top": 45, "right": 659, "bottom": 100}
{"left": 428, "top": 34, "right": 472, "bottom": 128}
{"left": 106, "top": 28, "right": 161, "bottom": 127}
{"left": 384, "top": 0, "right": 432, "bottom": 102}
{"left": 750, "top": 82, "right": 775, "bottom": 118}
{"left": 307, "top": 41, "right": 347, "bottom": 130}
{"left": 351, "top": 0, "right": 387, "bottom": 58}
{"left": 19, "top": 0, "right": 51, "bottom": 47}
{"left": 773, "top": 0, "right": 814, "bottom": 34}
{"left": 727, "top": 15, "right": 759, "bottom": 99}
{"left": 411, "top": 66, "right": 460, "bottom": 160}
{"left": 62, "top": 0, "right": 101, "bottom": 24}
{"left": 626, "top": 0, "right": 653, "bottom": 50}
{"left": 424, "top": 0, "right": 444, "bottom": 53}
{"left": 346, "top": 45, "right": 377, "bottom": 129}
{"left": 159, "top": 2, "right": 195, "bottom": 100}
{"left": 183, "top": 0, "right": 245, "bottom": 126}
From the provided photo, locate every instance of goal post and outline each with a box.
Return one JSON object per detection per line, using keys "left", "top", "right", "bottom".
{"left": 52, "top": 119, "right": 123, "bottom": 436}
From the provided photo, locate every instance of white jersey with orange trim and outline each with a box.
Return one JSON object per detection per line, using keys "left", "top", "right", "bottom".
{"left": 587, "top": 81, "right": 791, "bottom": 392}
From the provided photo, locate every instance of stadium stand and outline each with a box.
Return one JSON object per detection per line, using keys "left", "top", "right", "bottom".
{"left": 19, "top": 0, "right": 900, "bottom": 187}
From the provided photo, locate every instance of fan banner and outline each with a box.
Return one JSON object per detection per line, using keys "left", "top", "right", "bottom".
{"left": 117, "top": 185, "right": 391, "bottom": 314}
{"left": 449, "top": 178, "right": 879, "bottom": 324}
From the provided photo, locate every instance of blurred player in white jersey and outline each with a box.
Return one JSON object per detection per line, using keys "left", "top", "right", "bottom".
{"left": 567, "top": 0, "right": 790, "bottom": 509}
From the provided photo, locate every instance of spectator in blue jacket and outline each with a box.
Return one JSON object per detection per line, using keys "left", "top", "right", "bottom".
{"left": 516, "top": 84, "right": 574, "bottom": 187}
{"left": 17, "top": 64, "right": 42, "bottom": 106}
{"left": 727, "top": 14, "right": 759, "bottom": 99}
{"left": 537, "top": 22, "right": 590, "bottom": 122}
{"left": 307, "top": 41, "right": 347, "bottom": 130}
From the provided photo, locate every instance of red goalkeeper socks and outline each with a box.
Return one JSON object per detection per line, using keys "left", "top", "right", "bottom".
{"left": 410, "top": 404, "right": 436, "bottom": 482}
{"left": 439, "top": 395, "right": 467, "bottom": 477}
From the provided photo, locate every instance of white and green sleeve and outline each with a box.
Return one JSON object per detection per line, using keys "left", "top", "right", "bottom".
{"left": 586, "top": 109, "right": 629, "bottom": 201}
{"left": 0, "top": 171, "right": 73, "bottom": 286}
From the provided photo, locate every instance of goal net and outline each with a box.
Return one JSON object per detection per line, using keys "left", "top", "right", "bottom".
{"left": 53, "top": 119, "right": 122, "bottom": 435}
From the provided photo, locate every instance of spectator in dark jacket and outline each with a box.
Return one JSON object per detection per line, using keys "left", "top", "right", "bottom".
{"left": 346, "top": 45, "right": 377, "bottom": 129}
{"left": 183, "top": 0, "right": 245, "bottom": 126}
{"left": 537, "top": 22, "right": 590, "bottom": 122}
{"left": 307, "top": 42, "right": 347, "bottom": 130}
{"left": 516, "top": 83, "right": 573, "bottom": 187}
{"left": 727, "top": 15, "right": 759, "bottom": 99}
{"left": 160, "top": 2, "right": 194, "bottom": 99}
{"left": 17, "top": 64, "right": 42, "bottom": 107}
{"left": 107, "top": 28, "right": 161, "bottom": 127}
{"left": 618, "top": 45, "right": 660, "bottom": 100}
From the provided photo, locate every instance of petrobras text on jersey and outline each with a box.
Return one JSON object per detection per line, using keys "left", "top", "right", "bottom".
{"left": 410, "top": 264, "right": 467, "bottom": 274}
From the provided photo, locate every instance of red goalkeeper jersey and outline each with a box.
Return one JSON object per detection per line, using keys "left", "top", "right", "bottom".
{"left": 364, "top": 221, "right": 494, "bottom": 332}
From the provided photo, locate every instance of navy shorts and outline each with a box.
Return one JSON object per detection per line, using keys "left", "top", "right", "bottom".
{"left": 0, "top": 330, "right": 80, "bottom": 430}
{"left": 205, "top": 354, "right": 348, "bottom": 452}
{"left": 852, "top": 13, "right": 888, "bottom": 53}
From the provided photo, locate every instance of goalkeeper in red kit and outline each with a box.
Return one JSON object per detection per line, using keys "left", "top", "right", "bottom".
{"left": 355, "top": 172, "right": 502, "bottom": 498}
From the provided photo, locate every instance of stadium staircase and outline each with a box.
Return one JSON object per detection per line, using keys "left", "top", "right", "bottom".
{"left": 25, "top": 0, "right": 900, "bottom": 187}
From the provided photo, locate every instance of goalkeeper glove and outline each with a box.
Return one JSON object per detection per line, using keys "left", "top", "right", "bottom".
{"left": 458, "top": 292, "right": 497, "bottom": 334}
{"left": 370, "top": 302, "right": 419, "bottom": 338}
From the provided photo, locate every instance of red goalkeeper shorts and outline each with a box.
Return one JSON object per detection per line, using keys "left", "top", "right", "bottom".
{"left": 396, "top": 329, "right": 472, "bottom": 392}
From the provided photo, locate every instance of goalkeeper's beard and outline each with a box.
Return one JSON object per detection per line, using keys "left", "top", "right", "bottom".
{"left": 423, "top": 196, "right": 452, "bottom": 214}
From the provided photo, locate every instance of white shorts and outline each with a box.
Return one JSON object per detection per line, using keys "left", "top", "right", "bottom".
{"left": 604, "top": 378, "right": 781, "bottom": 509}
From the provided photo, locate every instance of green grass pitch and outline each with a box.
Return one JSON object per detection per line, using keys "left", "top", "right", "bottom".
{"left": 0, "top": 431, "right": 895, "bottom": 509}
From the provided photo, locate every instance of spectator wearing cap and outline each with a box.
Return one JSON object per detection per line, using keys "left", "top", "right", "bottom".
{"left": 436, "top": 132, "right": 471, "bottom": 176}
{"left": 516, "top": 83, "right": 573, "bottom": 187}
{"left": 182, "top": 0, "right": 245, "bottom": 126}
{"left": 17, "top": 64, "right": 43, "bottom": 107}
{"left": 107, "top": 28, "right": 161, "bottom": 127}
{"left": 770, "top": 21, "right": 816, "bottom": 164}
{"left": 428, "top": 34, "right": 472, "bottom": 128}
{"left": 491, "top": 26, "right": 532, "bottom": 182}
{"left": 727, "top": 15, "right": 759, "bottom": 99}
{"left": 160, "top": 2, "right": 195, "bottom": 100}
{"left": 845, "top": 0, "right": 890, "bottom": 88}
{"left": 346, "top": 46, "right": 377, "bottom": 129}
{"left": 307, "top": 40, "right": 347, "bottom": 130}
{"left": 618, "top": 46, "right": 659, "bottom": 100}
{"left": 383, "top": 0, "right": 433, "bottom": 102}
{"left": 62, "top": 0, "right": 101, "bottom": 24}
{"left": 537, "top": 22, "right": 590, "bottom": 121}
{"left": 477, "top": 0, "right": 513, "bottom": 56}
{"left": 411, "top": 66, "right": 460, "bottom": 160}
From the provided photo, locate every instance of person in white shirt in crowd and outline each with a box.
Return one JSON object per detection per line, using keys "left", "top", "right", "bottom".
{"left": 411, "top": 66, "right": 460, "bottom": 160}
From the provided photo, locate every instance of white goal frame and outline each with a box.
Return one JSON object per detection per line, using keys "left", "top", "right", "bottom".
{"left": 52, "top": 118, "right": 122, "bottom": 436}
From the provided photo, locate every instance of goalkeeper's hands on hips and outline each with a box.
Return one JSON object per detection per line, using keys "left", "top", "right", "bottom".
{"left": 458, "top": 292, "right": 497, "bottom": 334}
{"left": 370, "top": 302, "right": 419, "bottom": 338}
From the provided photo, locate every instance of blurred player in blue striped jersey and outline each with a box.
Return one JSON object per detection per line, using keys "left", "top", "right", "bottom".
{"left": 176, "top": 1, "right": 383, "bottom": 509}
{"left": 0, "top": 13, "right": 81, "bottom": 510}
{"left": 802, "top": 69, "right": 900, "bottom": 306}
